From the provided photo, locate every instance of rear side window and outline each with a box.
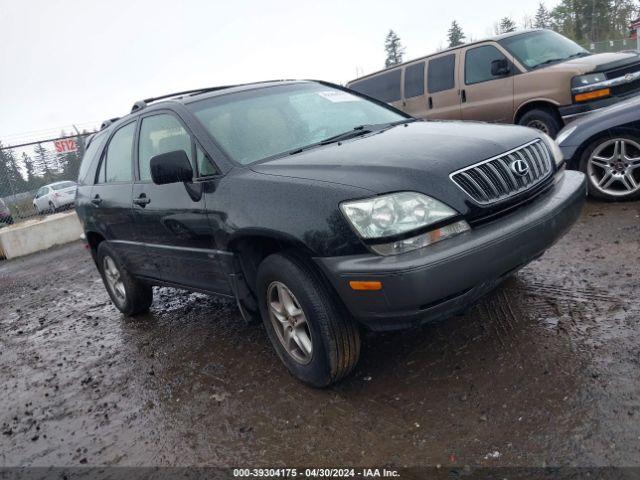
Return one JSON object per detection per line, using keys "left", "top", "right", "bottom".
{"left": 103, "top": 122, "right": 135, "bottom": 183}
{"left": 427, "top": 54, "right": 456, "bottom": 93}
{"left": 77, "top": 132, "right": 107, "bottom": 185}
{"left": 138, "top": 114, "right": 193, "bottom": 182}
{"left": 404, "top": 62, "right": 425, "bottom": 98}
{"left": 350, "top": 69, "right": 402, "bottom": 103}
{"left": 465, "top": 45, "right": 508, "bottom": 84}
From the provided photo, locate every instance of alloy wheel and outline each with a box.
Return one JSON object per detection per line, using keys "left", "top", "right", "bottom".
{"left": 103, "top": 255, "right": 127, "bottom": 304}
{"left": 267, "top": 281, "right": 313, "bottom": 365}
{"left": 527, "top": 120, "right": 551, "bottom": 135}
{"left": 588, "top": 138, "right": 640, "bottom": 197}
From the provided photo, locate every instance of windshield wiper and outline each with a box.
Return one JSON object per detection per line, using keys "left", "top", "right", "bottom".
{"left": 285, "top": 119, "right": 415, "bottom": 156}
{"left": 319, "top": 119, "right": 416, "bottom": 145}
{"left": 532, "top": 52, "right": 590, "bottom": 69}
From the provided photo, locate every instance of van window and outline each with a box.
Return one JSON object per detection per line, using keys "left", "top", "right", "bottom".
{"left": 465, "top": 45, "right": 509, "bottom": 84}
{"left": 139, "top": 114, "right": 193, "bottom": 182}
{"left": 103, "top": 122, "right": 135, "bottom": 183}
{"left": 427, "top": 54, "right": 456, "bottom": 93}
{"left": 404, "top": 62, "right": 425, "bottom": 98}
{"left": 350, "top": 69, "right": 402, "bottom": 103}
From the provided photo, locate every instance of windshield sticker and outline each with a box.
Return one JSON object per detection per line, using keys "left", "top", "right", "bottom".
{"left": 316, "top": 90, "right": 360, "bottom": 102}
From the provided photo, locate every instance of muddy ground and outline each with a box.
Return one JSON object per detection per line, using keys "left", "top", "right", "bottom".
{"left": 0, "top": 200, "right": 639, "bottom": 468}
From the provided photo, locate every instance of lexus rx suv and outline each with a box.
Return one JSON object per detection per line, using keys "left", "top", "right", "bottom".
{"left": 75, "top": 80, "right": 586, "bottom": 387}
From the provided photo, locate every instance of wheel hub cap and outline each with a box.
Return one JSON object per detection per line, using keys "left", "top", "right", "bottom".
{"left": 102, "top": 256, "right": 126, "bottom": 304}
{"left": 267, "top": 281, "right": 313, "bottom": 365}
{"left": 588, "top": 138, "right": 640, "bottom": 197}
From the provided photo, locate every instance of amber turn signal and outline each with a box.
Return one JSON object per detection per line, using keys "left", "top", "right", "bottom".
{"left": 574, "top": 88, "right": 610, "bottom": 103}
{"left": 349, "top": 280, "right": 383, "bottom": 291}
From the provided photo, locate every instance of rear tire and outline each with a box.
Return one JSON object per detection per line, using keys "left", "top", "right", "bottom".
{"left": 257, "top": 253, "right": 361, "bottom": 387}
{"left": 96, "top": 242, "right": 153, "bottom": 316}
{"left": 518, "top": 108, "right": 562, "bottom": 138}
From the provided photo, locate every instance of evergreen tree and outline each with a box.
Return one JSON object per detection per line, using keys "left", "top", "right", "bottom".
{"left": 534, "top": 3, "right": 552, "bottom": 28}
{"left": 22, "top": 152, "right": 36, "bottom": 189}
{"left": 497, "top": 16, "right": 518, "bottom": 34}
{"left": 33, "top": 143, "right": 55, "bottom": 182}
{"left": 447, "top": 20, "right": 466, "bottom": 47}
{"left": 0, "top": 143, "right": 27, "bottom": 196}
{"left": 384, "top": 30, "right": 405, "bottom": 67}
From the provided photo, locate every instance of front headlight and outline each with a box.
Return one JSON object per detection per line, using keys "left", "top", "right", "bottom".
{"left": 571, "top": 73, "right": 606, "bottom": 90}
{"left": 340, "top": 192, "right": 470, "bottom": 255}
{"left": 539, "top": 133, "right": 564, "bottom": 167}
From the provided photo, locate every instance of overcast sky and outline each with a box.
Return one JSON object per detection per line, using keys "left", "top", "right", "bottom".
{"left": 0, "top": 0, "right": 559, "bottom": 144}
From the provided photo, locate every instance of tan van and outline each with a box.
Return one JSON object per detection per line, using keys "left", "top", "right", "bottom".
{"left": 347, "top": 29, "right": 640, "bottom": 137}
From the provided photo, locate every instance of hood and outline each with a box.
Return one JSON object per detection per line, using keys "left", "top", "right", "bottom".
{"left": 544, "top": 51, "right": 640, "bottom": 74}
{"left": 250, "top": 121, "right": 542, "bottom": 213}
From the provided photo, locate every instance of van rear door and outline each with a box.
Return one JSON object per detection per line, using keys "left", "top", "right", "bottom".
{"left": 424, "top": 52, "right": 462, "bottom": 120}
{"left": 459, "top": 43, "right": 515, "bottom": 123}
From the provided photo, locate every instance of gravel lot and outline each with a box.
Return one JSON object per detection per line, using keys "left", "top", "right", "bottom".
{"left": 1, "top": 200, "right": 639, "bottom": 468}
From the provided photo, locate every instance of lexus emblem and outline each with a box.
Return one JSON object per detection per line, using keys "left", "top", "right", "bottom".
{"left": 510, "top": 159, "right": 529, "bottom": 177}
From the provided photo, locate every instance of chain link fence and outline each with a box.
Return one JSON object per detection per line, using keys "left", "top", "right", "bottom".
{"left": 0, "top": 131, "right": 95, "bottom": 227}
{"left": 583, "top": 37, "right": 640, "bottom": 53}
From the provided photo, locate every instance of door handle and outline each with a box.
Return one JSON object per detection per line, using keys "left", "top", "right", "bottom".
{"left": 428, "top": 97, "right": 433, "bottom": 109}
{"left": 134, "top": 194, "right": 151, "bottom": 207}
{"left": 91, "top": 195, "right": 102, "bottom": 206}
{"left": 461, "top": 89, "right": 467, "bottom": 103}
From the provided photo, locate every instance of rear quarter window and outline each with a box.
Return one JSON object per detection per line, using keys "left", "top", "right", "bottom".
{"left": 350, "top": 69, "right": 402, "bottom": 103}
{"left": 77, "top": 132, "right": 108, "bottom": 185}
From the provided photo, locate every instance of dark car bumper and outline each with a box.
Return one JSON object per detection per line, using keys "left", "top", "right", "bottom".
{"left": 315, "top": 170, "right": 587, "bottom": 331}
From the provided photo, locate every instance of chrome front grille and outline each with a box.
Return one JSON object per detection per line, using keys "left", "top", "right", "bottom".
{"left": 450, "top": 139, "right": 553, "bottom": 205}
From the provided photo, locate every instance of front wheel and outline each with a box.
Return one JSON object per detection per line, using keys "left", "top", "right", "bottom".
{"left": 518, "top": 108, "right": 562, "bottom": 138}
{"left": 257, "top": 253, "right": 361, "bottom": 387}
{"left": 579, "top": 134, "right": 640, "bottom": 201}
{"left": 97, "top": 242, "right": 153, "bottom": 315}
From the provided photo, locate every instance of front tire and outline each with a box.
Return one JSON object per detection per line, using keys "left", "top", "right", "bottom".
{"left": 257, "top": 253, "right": 361, "bottom": 387}
{"left": 97, "top": 242, "right": 153, "bottom": 315}
{"left": 579, "top": 134, "right": 640, "bottom": 201}
{"left": 518, "top": 108, "right": 562, "bottom": 138}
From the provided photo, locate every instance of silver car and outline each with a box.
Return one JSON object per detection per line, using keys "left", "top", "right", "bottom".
{"left": 33, "top": 181, "right": 77, "bottom": 214}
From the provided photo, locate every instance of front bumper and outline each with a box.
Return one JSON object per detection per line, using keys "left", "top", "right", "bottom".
{"left": 559, "top": 89, "right": 640, "bottom": 123}
{"left": 315, "top": 170, "right": 587, "bottom": 331}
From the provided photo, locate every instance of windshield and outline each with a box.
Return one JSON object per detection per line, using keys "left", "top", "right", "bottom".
{"left": 187, "top": 83, "right": 408, "bottom": 165}
{"left": 51, "top": 181, "right": 76, "bottom": 190}
{"left": 499, "top": 30, "right": 589, "bottom": 70}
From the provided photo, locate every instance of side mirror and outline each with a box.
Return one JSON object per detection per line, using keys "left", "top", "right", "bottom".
{"left": 150, "top": 150, "right": 193, "bottom": 185}
{"left": 491, "top": 58, "right": 510, "bottom": 76}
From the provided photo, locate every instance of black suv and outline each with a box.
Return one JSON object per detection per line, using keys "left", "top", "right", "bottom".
{"left": 76, "top": 80, "right": 586, "bottom": 387}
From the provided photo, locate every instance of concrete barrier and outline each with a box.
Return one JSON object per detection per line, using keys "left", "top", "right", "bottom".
{"left": 0, "top": 212, "right": 83, "bottom": 260}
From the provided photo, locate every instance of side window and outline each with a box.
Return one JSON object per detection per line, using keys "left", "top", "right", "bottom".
{"left": 196, "top": 145, "right": 217, "bottom": 176}
{"left": 404, "top": 62, "right": 425, "bottom": 99}
{"left": 139, "top": 114, "right": 193, "bottom": 182}
{"left": 427, "top": 54, "right": 456, "bottom": 93}
{"left": 104, "top": 122, "right": 135, "bottom": 183}
{"left": 350, "top": 69, "right": 402, "bottom": 103}
{"left": 465, "top": 45, "right": 508, "bottom": 85}
{"left": 78, "top": 131, "right": 107, "bottom": 185}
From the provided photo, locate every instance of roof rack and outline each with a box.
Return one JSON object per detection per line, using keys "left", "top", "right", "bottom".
{"left": 100, "top": 117, "right": 121, "bottom": 130}
{"left": 130, "top": 85, "right": 236, "bottom": 113}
